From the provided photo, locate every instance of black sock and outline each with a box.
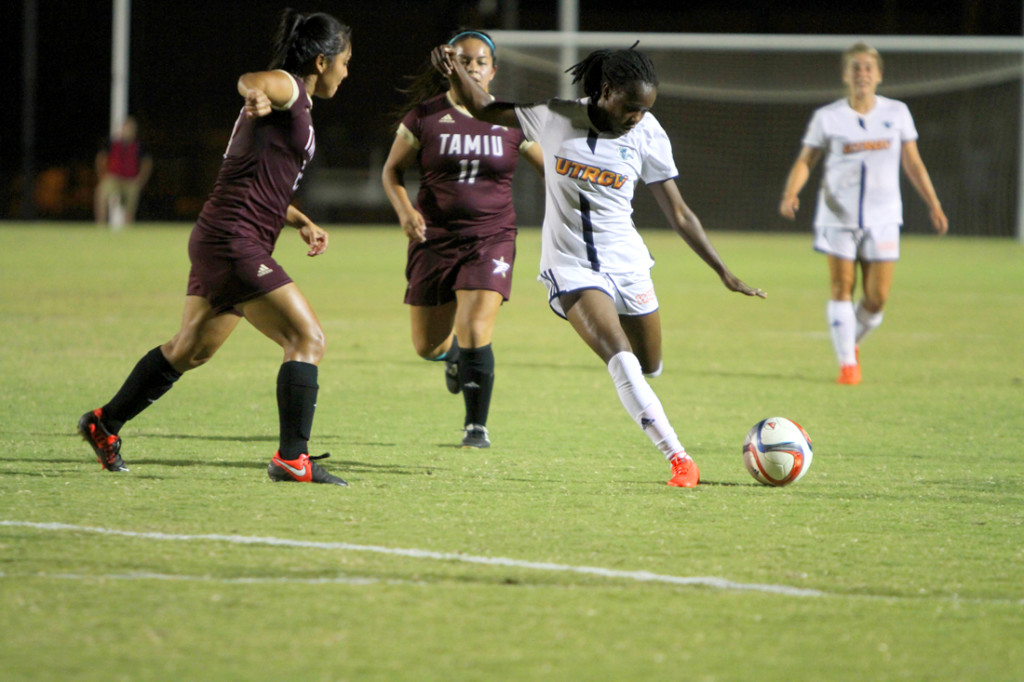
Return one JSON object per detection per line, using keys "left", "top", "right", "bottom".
{"left": 444, "top": 336, "right": 461, "bottom": 363}
{"left": 277, "top": 361, "right": 318, "bottom": 460}
{"left": 460, "top": 344, "right": 495, "bottom": 427}
{"left": 102, "top": 347, "right": 182, "bottom": 433}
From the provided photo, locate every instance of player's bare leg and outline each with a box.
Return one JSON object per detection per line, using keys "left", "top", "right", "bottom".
{"left": 410, "top": 302, "right": 458, "bottom": 359}
{"left": 453, "top": 289, "right": 503, "bottom": 447}
{"left": 826, "top": 255, "right": 860, "bottom": 384}
{"left": 410, "top": 302, "right": 462, "bottom": 394}
{"left": 620, "top": 310, "right": 663, "bottom": 377}
{"left": 561, "top": 289, "right": 632, "bottom": 363}
{"left": 562, "top": 290, "right": 697, "bottom": 487}
{"left": 162, "top": 296, "right": 243, "bottom": 372}
{"left": 79, "top": 295, "right": 239, "bottom": 472}
{"left": 241, "top": 285, "right": 345, "bottom": 486}
{"left": 856, "top": 259, "right": 893, "bottom": 345}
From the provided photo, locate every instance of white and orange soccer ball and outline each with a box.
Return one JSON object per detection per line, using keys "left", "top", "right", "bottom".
{"left": 742, "top": 417, "right": 813, "bottom": 486}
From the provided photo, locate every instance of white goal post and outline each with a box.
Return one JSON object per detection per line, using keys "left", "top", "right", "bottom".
{"left": 490, "top": 31, "right": 1024, "bottom": 241}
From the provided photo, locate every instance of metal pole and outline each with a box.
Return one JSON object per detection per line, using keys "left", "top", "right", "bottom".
{"left": 20, "top": 0, "right": 38, "bottom": 220}
{"left": 1018, "top": 26, "right": 1024, "bottom": 242}
{"left": 108, "top": 0, "right": 131, "bottom": 230}
{"left": 558, "top": 0, "right": 578, "bottom": 99}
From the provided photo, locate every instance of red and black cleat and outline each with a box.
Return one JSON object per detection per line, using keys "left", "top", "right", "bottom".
{"left": 78, "top": 408, "right": 128, "bottom": 472}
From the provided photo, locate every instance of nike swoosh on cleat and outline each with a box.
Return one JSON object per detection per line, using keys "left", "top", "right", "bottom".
{"left": 276, "top": 460, "right": 307, "bottom": 477}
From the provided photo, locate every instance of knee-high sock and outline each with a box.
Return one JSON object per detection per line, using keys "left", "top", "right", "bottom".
{"left": 460, "top": 344, "right": 495, "bottom": 427}
{"left": 435, "top": 335, "right": 460, "bottom": 363}
{"left": 855, "top": 300, "right": 884, "bottom": 343}
{"left": 827, "top": 300, "right": 858, "bottom": 366}
{"left": 277, "top": 361, "right": 318, "bottom": 459}
{"left": 102, "top": 346, "right": 182, "bottom": 433}
{"left": 607, "top": 351, "right": 683, "bottom": 459}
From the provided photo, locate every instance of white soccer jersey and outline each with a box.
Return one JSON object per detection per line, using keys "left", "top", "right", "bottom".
{"left": 515, "top": 98, "right": 678, "bottom": 274}
{"left": 802, "top": 95, "right": 918, "bottom": 229}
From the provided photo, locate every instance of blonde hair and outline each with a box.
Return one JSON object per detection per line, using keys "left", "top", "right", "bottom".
{"left": 842, "top": 42, "right": 883, "bottom": 73}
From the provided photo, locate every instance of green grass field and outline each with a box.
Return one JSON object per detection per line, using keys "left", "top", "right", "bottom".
{"left": 1, "top": 223, "right": 1022, "bottom": 681}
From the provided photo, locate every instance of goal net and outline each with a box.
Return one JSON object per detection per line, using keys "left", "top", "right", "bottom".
{"left": 491, "top": 32, "right": 1024, "bottom": 238}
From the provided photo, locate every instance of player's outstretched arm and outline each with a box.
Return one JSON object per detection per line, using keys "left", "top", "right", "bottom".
{"left": 649, "top": 179, "right": 766, "bottom": 299}
{"left": 430, "top": 45, "right": 520, "bottom": 129}
{"left": 286, "top": 204, "right": 328, "bottom": 257}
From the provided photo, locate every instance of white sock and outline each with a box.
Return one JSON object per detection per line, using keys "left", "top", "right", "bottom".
{"left": 827, "top": 300, "right": 858, "bottom": 366}
{"left": 854, "top": 300, "right": 884, "bottom": 343}
{"left": 607, "top": 351, "right": 684, "bottom": 459}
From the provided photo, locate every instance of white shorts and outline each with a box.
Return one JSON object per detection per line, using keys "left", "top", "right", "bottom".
{"left": 814, "top": 223, "right": 901, "bottom": 261}
{"left": 539, "top": 267, "right": 659, "bottom": 319}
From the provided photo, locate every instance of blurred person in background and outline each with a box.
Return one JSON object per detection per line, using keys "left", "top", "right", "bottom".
{"left": 779, "top": 42, "right": 948, "bottom": 385}
{"left": 94, "top": 116, "right": 152, "bottom": 226}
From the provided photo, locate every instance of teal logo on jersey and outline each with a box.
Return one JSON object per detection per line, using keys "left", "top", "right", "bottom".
{"left": 618, "top": 147, "right": 633, "bottom": 161}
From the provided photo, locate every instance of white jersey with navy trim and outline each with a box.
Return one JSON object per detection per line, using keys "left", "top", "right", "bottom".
{"left": 802, "top": 95, "right": 917, "bottom": 229}
{"left": 514, "top": 98, "right": 678, "bottom": 274}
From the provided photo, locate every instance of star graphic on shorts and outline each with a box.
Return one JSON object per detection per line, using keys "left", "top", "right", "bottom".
{"left": 492, "top": 256, "right": 510, "bottom": 278}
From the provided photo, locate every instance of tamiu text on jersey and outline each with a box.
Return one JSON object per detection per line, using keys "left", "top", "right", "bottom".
{"left": 554, "top": 156, "right": 628, "bottom": 189}
{"left": 438, "top": 133, "right": 506, "bottom": 157}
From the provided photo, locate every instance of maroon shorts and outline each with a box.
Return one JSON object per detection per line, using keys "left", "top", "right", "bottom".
{"left": 186, "top": 230, "right": 293, "bottom": 315}
{"left": 404, "top": 230, "right": 517, "bottom": 306}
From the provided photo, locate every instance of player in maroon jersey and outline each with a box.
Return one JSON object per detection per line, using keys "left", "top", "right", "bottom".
{"left": 78, "top": 10, "right": 351, "bottom": 485}
{"left": 382, "top": 30, "right": 544, "bottom": 448}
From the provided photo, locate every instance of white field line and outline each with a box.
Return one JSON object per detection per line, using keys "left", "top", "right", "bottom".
{"left": 1, "top": 519, "right": 824, "bottom": 597}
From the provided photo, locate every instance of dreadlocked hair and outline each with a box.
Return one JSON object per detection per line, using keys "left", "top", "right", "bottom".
{"left": 566, "top": 42, "right": 658, "bottom": 101}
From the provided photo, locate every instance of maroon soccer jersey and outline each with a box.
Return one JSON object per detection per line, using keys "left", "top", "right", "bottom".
{"left": 104, "top": 139, "right": 142, "bottom": 178}
{"left": 401, "top": 93, "right": 526, "bottom": 238}
{"left": 196, "top": 73, "right": 315, "bottom": 249}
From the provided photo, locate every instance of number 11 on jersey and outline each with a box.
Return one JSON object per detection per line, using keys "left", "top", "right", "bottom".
{"left": 458, "top": 159, "right": 480, "bottom": 184}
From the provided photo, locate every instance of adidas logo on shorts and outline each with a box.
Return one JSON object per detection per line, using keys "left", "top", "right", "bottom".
{"left": 257, "top": 264, "right": 273, "bottom": 278}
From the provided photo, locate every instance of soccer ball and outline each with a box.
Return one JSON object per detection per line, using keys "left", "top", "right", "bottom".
{"left": 742, "top": 417, "right": 813, "bottom": 487}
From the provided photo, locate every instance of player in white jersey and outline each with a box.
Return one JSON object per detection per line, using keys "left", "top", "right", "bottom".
{"left": 780, "top": 42, "right": 948, "bottom": 385}
{"left": 433, "top": 42, "right": 766, "bottom": 488}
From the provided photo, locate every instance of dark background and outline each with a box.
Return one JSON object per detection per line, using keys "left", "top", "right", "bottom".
{"left": 3, "top": 0, "right": 1021, "bottom": 221}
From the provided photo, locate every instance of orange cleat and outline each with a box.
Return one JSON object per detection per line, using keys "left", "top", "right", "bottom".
{"left": 667, "top": 453, "right": 700, "bottom": 488}
{"left": 268, "top": 452, "right": 348, "bottom": 486}
{"left": 837, "top": 364, "right": 861, "bottom": 385}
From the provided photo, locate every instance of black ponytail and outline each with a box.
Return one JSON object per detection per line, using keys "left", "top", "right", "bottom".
{"left": 566, "top": 42, "right": 658, "bottom": 101}
{"left": 268, "top": 9, "right": 351, "bottom": 75}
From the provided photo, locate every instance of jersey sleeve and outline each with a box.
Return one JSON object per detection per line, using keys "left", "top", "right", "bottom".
{"left": 801, "top": 107, "right": 827, "bottom": 149}
{"left": 514, "top": 101, "right": 551, "bottom": 143}
{"left": 898, "top": 101, "right": 919, "bottom": 142}
{"left": 396, "top": 123, "right": 420, "bottom": 150}
{"left": 271, "top": 70, "right": 301, "bottom": 112}
{"left": 639, "top": 115, "right": 678, "bottom": 183}
{"left": 399, "top": 105, "right": 423, "bottom": 148}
